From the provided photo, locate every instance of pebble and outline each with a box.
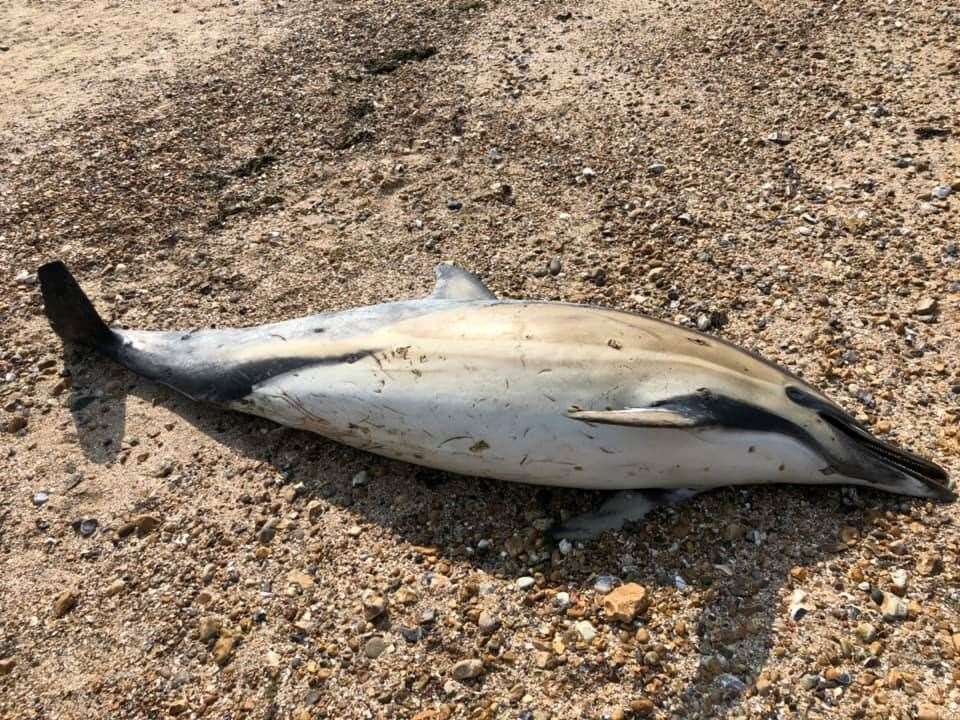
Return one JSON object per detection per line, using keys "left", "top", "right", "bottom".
{"left": 766, "top": 130, "right": 792, "bottom": 145}
{"left": 889, "top": 568, "right": 908, "bottom": 595}
{"left": 255, "top": 520, "right": 276, "bottom": 545}
{"left": 548, "top": 257, "right": 562, "bottom": 276}
{"left": 32, "top": 491, "right": 49, "bottom": 507}
{"left": 593, "top": 575, "right": 619, "bottom": 593}
{"left": 347, "top": 525, "right": 362, "bottom": 537}
{"left": 287, "top": 570, "right": 314, "bottom": 591}
{"left": 78, "top": 518, "right": 98, "bottom": 537}
{"left": 478, "top": 611, "right": 500, "bottom": 635}
{"left": 580, "top": 167, "right": 596, "bottom": 178}
{"left": 917, "top": 704, "right": 942, "bottom": 720}
{"left": 931, "top": 185, "right": 952, "bottom": 200}
{"left": 52, "top": 589, "right": 79, "bottom": 618}
{"left": 450, "top": 659, "right": 483, "bottom": 681}
{"left": 574, "top": 620, "right": 597, "bottom": 642}
{"left": 855, "top": 622, "right": 877, "bottom": 643}
{"left": 716, "top": 674, "right": 747, "bottom": 695}
{"left": 351, "top": 470, "right": 369, "bottom": 487}
{"left": 516, "top": 576, "right": 535, "bottom": 591}
{"left": 788, "top": 588, "right": 815, "bottom": 622}
{"left": 446, "top": 200, "right": 462, "bottom": 211}
{"left": 917, "top": 553, "right": 943, "bottom": 576}
{"left": 212, "top": 635, "right": 237, "bottom": 666}
{"left": 4, "top": 415, "right": 27, "bottom": 433}
{"left": 914, "top": 297, "right": 938, "bottom": 316}
{"left": 362, "top": 593, "right": 387, "bottom": 621}
{"left": 363, "top": 637, "right": 387, "bottom": 659}
{"left": 198, "top": 616, "right": 222, "bottom": 641}
{"left": 602, "top": 583, "right": 648, "bottom": 623}
{"left": 0, "top": 658, "right": 14, "bottom": 675}
{"left": 554, "top": 592, "right": 571, "bottom": 609}
{"left": 15, "top": 270, "right": 37, "bottom": 285}
{"left": 879, "top": 591, "right": 908, "bottom": 622}
{"left": 647, "top": 163, "right": 667, "bottom": 176}
{"left": 103, "top": 579, "right": 126, "bottom": 597}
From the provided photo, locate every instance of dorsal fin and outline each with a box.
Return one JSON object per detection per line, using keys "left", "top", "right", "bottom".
{"left": 431, "top": 263, "right": 496, "bottom": 301}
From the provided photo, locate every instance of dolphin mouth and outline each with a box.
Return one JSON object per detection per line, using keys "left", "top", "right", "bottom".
{"left": 819, "top": 412, "right": 955, "bottom": 501}
{"left": 785, "top": 385, "right": 954, "bottom": 501}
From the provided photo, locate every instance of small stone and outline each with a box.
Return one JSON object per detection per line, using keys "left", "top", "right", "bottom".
{"left": 351, "top": 470, "right": 369, "bottom": 487}
{"left": 306, "top": 500, "right": 324, "bottom": 522}
{"left": 879, "top": 592, "right": 908, "bottom": 622}
{"left": 553, "top": 592, "right": 570, "bottom": 609}
{"left": 450, "top": 658, "right": 483, "bottom": 681}
{"left": 593, "top": 575, "right": 619, "bottom": 593}
{"left": 647, "top": 163, "right": 667, "bottom": 176}
{"left": 800, "top": 674, "right": 820, "bottom": 690}
{"left": 755, "top": 676, "right": 772, "bottom": 695}
{"left": 3, "top": 415, "right": 27, "bottom": 433}
{"left": 363, "top": 637, "right": 387, "bottom": 659}
{"left": 119, "top": 514, "right": 161, "bottom": 538}
{"left": 557, "top": 538, "right": 572, "bottom": 555}
{"left": 855, "top": 623, "right": 877, "bottom": 643}
{"left": 914, "top": 297, "right": 938, "bottom": 316}
{"left": 516, "top": 576, "right": 535, "bottom": 591}
{"left": 580, "top": 167, "right": 596, "bottom": 178}
{"left": 630, "top": 698, "right": 655, "bottom": 715}
{"left": 917, "top": 704, "right": 941, "bottom": 720}
{"left": 347, "top": 525, "right": 362, "bottom": 537}
{"left": 198, "top": 616, "right": 222, "bottom": 641}
{"left": 0, "top": 658, "right": 14, "bottom": 675}
{"left": 533, "top": 650, "right": 553, "bottom": 669}
{"left": 52, "top": 589, "right": 79, "bottom": 618}
{"left": 399, "top": 626, "right": 424, "bottom": 643}
{"left": 917, "top": 553, "right": 943, "bottom": 576}
{"left": 168, "top": 699, "right": 190, "bottom": 716}
{"left": 889, "top": 568, "right": 908, "bottom": 595}
{"left": 766, "top": 130, "right": 792, "bottom": 145}
{"left": 255, "top": 520, "right": 276, "bottom": 544}
{"left": 77, "top": 518, "right": 98, "bottom": 537}
{"left": 212, "top": 635, "right": 237, "bottom": 666}
{"left": 696, "top": 313, "right": 712, "bottom": 331}
{"left": 362, "top": 593, "right": 387, "bottom": 621}
{"left": 717, "top": 674, "right": 747, "bottom": 695}
{"left": 788, "top": 589, "right": 815, "bottom": 622}
{"left": 32, "top": 491, "right": 49, "bottom": 507}
{"left": 548, "top": 257, "right": 562, "bottom": 276}
{"left": 446, "top": 200, "right": 462, "bottom": 211}
{"left": 931, "top": 185, "right": 952, "bottom": 200}
{"left": 103, "top": 579, "right": 126, "bottom": 597}
{"left": 15, "top": 270, "right": 37, "bottom": 285}
{"left": 574, "top": 620, "right": 596, "bottom": 642}
{"left": 602, "top": 583, "right": 648, "bottom": 622}
{"left": 287, "top": 570, "right": 314, "bottom": 591}
{"left": 478, "top": 611, "right": 500, "bottom": 635}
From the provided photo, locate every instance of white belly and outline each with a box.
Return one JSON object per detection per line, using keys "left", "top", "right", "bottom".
{"left": 232, "top": 352, "right": 828, "bottom": 490}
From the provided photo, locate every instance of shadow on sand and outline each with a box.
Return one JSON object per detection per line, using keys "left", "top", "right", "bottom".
{"left": 64, "top": 349, "right": 896, "bottom": 718}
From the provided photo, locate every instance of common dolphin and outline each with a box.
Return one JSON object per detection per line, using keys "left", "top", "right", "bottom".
{"left": 38, "top": 261, "right": 953, "bottom": 538}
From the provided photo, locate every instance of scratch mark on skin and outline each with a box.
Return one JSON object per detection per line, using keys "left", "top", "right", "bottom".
{"left": 543, "top": 394, "right": 556, "bottom": 402}
{"left": 469, "top": 440, "right": 490, "bottom": 453}
{"left": 439, "top": 435, "right": 470, "bottom": 448}
{"left": 270, "top": 333, "right": 288, "bottom": 342}
{"left": 600, "top": 447, "right": 615, "bottom": 454}
{"left": 538, "top": 368, "right": 553, "bottom": 374}
{"left": 520, "top": 454, "right": 528, "bottom": 465}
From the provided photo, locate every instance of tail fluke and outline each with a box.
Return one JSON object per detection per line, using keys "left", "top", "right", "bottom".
{"left": 38, "top": 261, "right": 118, "bottom": 353}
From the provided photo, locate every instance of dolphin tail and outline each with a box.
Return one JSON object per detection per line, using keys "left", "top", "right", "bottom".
{"left": 38, "top": 261, "right": 121, "bottom": 358}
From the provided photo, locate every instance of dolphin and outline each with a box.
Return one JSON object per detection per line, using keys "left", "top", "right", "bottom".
{"left": 37, "top": 261, "right": 953, "bottom": 538}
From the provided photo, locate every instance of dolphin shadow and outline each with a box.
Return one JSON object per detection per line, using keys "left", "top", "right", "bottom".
{"left": 64, "top": 350, "right": 908, "bottom": 718}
